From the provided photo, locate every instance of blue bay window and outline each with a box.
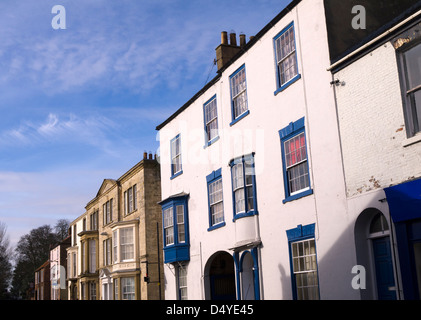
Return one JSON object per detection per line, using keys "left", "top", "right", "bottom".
{"left": 279, "top": 117, "right": 313, "bottom": 203}
{"left": 160, "top": 193, "right": 190, "bottom": 264}
{"left": 229, "top": 154, "right": 258, "bottom": 221}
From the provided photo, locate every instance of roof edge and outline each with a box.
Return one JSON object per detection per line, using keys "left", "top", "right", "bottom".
{"left": 155, "top": 0, "right": 301, "bottom": 131}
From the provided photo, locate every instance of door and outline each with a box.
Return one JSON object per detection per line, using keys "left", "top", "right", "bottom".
{"left": 372, "top": 237, "right": 397, "bottom": 300}
{"left": 207, "top": 252, "right": 236, "bottom": 300}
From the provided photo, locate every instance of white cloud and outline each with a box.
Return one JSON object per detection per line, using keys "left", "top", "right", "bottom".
{"left": 0, "top": 112, "right": 117, "bottom": 153}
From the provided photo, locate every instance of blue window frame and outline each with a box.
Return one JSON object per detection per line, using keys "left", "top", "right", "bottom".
{"left": 160, "top": 194, "right": 190, "bottom": 264}
{"left": 170, "top": 134, "right": 183, "bottom": 179}
{"left": 206, "top": 168, "right": 225, "bottom": 231}
{"left": 273, "top": 22, "right": 301, "bottom": 95}
{"left": 229, "top": 153, "right": 258, "bottom": 221}
{"left": 279, "top": 117, "right": 313, "bottom": 203}
{"left": 203, "top": 95, "right": 220, "bottom": 147}
{"left": 286, "top": 224, "right": 320, "bottom": 300}
{"left": 229, "top": 64, "right": 250, "bottom": 126}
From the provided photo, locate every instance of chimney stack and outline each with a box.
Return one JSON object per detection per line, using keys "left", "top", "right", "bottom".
{"left": 215, "top": 31, "right": 245, "bottom": 71}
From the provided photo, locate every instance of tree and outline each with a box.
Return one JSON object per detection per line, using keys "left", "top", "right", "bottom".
{"left": 11, "top": 224, "right": 62, "bottom": 299}
{"left": 0, "top": 222, "right": 13, "bottom": 299}
{"left": 54, "top": 219, "right": 70, "bottom": 241}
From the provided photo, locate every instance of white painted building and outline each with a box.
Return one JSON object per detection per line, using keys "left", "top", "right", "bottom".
{"left": 156, "top": 0, "right": 362, "bottom": 300}
{"left": 67, "top": 214, "right": 85, "bottom": 300}
{"left": 327, "top": 0, "right": 421, "bottom": 300}
{"left": 50, "top": 236, "right": 70, "bottom": 300}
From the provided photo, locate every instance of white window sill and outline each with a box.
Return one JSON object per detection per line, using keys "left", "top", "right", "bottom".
{"left": 402, "top": 133, "right": 421, "bottom": 147}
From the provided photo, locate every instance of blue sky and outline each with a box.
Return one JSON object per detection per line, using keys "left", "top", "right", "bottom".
{"left": 0, "top": 0, "right": 291, "bottom": 248}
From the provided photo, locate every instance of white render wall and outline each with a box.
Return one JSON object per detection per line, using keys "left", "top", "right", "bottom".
{"left": 334, "top": 43, "right": 421, "bottom": 198}
{"left": 159, "top": 0, "right": 359, "bottom": 300}
{"left": 67, "top": 215, "right": 84, "bottom": 297}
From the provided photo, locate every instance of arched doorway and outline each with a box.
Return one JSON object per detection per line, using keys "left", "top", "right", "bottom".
{"left": 355, "top": 208, "right": 397, "bottom": 300}
{"left": 204, "top": 251, "right": 236, "bottom": 300}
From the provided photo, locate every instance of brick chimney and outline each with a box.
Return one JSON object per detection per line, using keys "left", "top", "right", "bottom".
{"left": 215, "top": 31, "right": 246, "bottom": 71}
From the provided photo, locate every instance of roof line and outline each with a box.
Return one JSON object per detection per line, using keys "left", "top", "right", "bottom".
{"left": 155, "top": 0, "right": 301, "bottom": 131}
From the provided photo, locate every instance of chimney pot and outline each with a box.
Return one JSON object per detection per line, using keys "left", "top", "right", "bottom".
{"left": 149, "top": 153, "right": 153, "bottom": 160}
{"left": 143, "top": 152, "right": 147, "bottom": 159}
{"left": 229, "top": 32, "right": 237, "bottom": 46}
{"left": 239, "top": 34, "right": 246, "bottom": 47}
{"left": 221, "top": 31, "right": 228, "bottom": 45}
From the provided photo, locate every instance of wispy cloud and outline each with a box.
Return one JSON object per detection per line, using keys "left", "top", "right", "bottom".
{"left": 0, "top": 0, "right": 288, "bottom": 95}
{"left": 0, "top": 112, "right": 116, "bottom": 152}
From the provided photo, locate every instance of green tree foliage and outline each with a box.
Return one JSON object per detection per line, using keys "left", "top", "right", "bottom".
{"left": 11, "top": 220, "right": 70, "bottom": 299}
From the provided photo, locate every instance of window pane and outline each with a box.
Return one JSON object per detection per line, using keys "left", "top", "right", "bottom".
{"left": 120, "top": 228, "right": 134, "bottom": 261}
{"left": 113, "top": 231, "right": 118, "bottom": 263}
{"left": 405, "top": 44, "right": 421, "bottom": 89}
{"left": 235, "top": 189, "right": 245, "bottom": 213}
{"left": 232, "top": 163, "right": 244, "bottom": 190}
{"left": 176, "top": 205, "right": 184, "bottom": 224}
{"left": 164, "top": 207, "right": 174, "bottom": 245}
{"left": 171, "top": 136, "right": 181, "bottom": 174}
{"left": 178, "top": 267, "right": 188, "bottom": 300}
{"left": 288, "top": 162, "right": 309, "bottom": 194}
{"left": 284, "top": 133, "right": 307, "bottom": 168}
{"left": 128, "top": 188, "right": 133, "bottom": 212}
{"left": 177, "top": 205, "right": 185, "bottom": 243}
{"left": 207, "top": 118, "right": 218, "bottom": 141}
{"left": 233, "top": 91, "right": 248, "bottom": 119}
{"left": 209, "top": 179, "right": 222, "bottom": 205}
{"left": 163, "top": 208, "right": 173, "bottom": 228}
{"left": 276, "top": 26, "right": 297, "bottom": 86}
{"left": 280, "top": 52, "right": 297, "bottom": 84}
{"left": 121, "top": 277, "right": 135, "bottom": 300}
{"left": 247, "top": 185, "right": 254, "bottom": 211}
{"left": 231, "top": 68, "right": 248, "bottom": 119}
{"left": 291, "top": 239, "right": 319, "bottom": 300}
{"left": 414, "top": 90, "right": 421, "bottom": 132}
{"left": 89, "top": 240, "right": 96, "bottom": 273}
{"left": 211, "top": 202, "right": 224, "bottom": 225}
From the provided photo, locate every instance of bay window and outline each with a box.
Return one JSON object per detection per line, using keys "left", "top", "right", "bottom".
{"left": 229, "top": 154, "right": 258, "bottom": 220}
{"left": 160, "top": 194, "right": 190, "bottom": 264}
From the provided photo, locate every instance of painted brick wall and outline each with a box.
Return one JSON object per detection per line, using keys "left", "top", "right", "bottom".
{"left": 335, "top": 42, "right": 421, "bottom": 197}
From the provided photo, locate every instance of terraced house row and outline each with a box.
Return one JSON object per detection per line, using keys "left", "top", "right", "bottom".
{"left": 37, "top": 0, "right": 421, "bottom": 300}
{"left": 66, "top": 152, "right": 163, "bottom": 300}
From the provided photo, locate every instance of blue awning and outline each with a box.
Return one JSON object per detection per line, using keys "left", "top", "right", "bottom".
{"left": 384, "top": 177, "right": 421, "bottom": 223}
